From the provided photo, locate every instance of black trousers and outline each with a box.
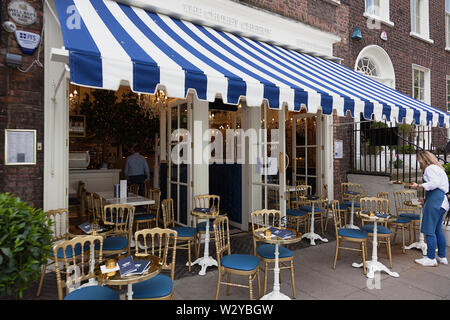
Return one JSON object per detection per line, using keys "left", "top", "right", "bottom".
{"left": 129, "top": 175, "right": 146, "bottom": 196}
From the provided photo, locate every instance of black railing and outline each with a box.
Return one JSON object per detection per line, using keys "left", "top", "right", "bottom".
{"left": 350, "top": 119, "right": 449, "bottom": 184}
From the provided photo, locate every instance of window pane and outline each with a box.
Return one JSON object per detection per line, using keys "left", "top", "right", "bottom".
{"left": 419, "top": 71, "right": 425, "bottom": 87}
{"left": 446, "top": 0, "right": 450, "bottom": 13}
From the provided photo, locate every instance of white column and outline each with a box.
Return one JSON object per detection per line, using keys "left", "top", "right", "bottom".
{"left": 44, "top": 2, "right": 68, "bottom": 211}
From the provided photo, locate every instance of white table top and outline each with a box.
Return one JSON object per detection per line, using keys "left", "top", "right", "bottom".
{"left": 96, "top": 191, "right": 155, "bottom": 206}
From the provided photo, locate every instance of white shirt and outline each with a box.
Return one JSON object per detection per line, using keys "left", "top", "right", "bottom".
{"left": 422, "top": 164, "right": 449, "bottom": 211}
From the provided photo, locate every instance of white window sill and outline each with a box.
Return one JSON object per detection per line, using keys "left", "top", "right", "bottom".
{"left": 363, "top": 12, "right": 395, "bottom": 27}
{"left": 410, "top": 32, "right": 434, "bottom": 44}
{"left": 446, "top": 47, "right": 450, "bottom": 52}
{"left": 322, "top": 0, "right": 340, "bottom": 5}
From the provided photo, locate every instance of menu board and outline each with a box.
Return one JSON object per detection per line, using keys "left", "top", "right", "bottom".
{"left": 5, "top": 129, "right": 36, "bottom": 165}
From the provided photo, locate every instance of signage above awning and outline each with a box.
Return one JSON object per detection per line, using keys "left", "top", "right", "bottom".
{"left": 52, "top": 0, "right": 449, "bottom": 128}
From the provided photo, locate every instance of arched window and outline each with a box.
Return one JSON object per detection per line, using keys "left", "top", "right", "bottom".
{"left": 355, "top": 45, "right": 395, "bottom": 88}
{"left": 356, "top": 57, "right": 379, "bottom": 77}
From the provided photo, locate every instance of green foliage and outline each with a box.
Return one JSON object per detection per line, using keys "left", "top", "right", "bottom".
{"left": 79, "top": 89, "right": 159, "bottom": 157}
{"left": 369, "top": 121, "right": 389, "bottom": 129}
{"left": 443, "top": 163, "right": 450, "bottom": 182}
{"left": 398, "top": 124, "right": 414, "bottom": 137}
{"left": 0, "top": 193, "right": 53, "bottom": 298}
{"left": 393, "top": 157, "right": 403, "bottom": 168}
{"left": 391, "top": 144, "right": 416, "bottom": 154}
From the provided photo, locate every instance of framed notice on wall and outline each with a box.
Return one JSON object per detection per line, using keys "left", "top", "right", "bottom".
{"left": 5, "top": 129, "right": 36, "bottom": 165}
{"left": 334, "top": 140, "right": 343, "bottom": 159}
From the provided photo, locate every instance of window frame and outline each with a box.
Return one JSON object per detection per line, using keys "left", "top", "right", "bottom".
{"left": 412, "top": 64, "right": 431, "bottom": 105}
{"left": 410, "top": 0, "right": 434, "bottom": 44}
{"left": 363, "top": 0, "right": 394, "bottom": 27}
{"left": 446, "top": 75, "right": 450, "bottom": 113}
{"left": 446, "top": 0, "right": 450, "bottom": 49}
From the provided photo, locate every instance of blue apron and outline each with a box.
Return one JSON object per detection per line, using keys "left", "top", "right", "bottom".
{"left": 421, "top": 187, "right": 445, "bottom": 235}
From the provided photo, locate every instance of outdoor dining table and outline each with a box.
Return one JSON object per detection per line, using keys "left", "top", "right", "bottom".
{"left": 96, "top": 191, "right": 155, "bottom": 206}
{"left": 190, "top": 208, "right": 220, "bottom": 275}
{"left": 253, "top": 227, "right": 302, "bottom": 300}
{"left": 94, "top": 254, "right": 162, "bottom": 300}
{"left": 344, "top": 191, "right": 361, "bottom": 230}
{"left": 301, "top": 196, "right": 328, "bottom": 246}
{"left": 352, "top": 212, "right": 399, "bottom": 279}
{"left": 404, "top": 199, "right": 427, "bottom": 256}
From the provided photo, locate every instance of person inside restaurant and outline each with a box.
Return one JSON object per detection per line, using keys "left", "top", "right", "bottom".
{"left": 124, "top": 145, "right": 150, "bottom": 196}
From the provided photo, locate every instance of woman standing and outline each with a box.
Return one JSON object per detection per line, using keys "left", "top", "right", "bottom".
{"left": 410, "top": 151, "right": 448, "bottom": 266}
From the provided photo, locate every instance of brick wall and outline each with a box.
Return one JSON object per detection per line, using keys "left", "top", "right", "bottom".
{"left": 0, "top": 0, "right": 44, "bottom": 208}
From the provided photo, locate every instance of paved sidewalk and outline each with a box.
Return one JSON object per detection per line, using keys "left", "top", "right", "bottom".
{"left": 174, "top": 241, "right": 450, "bottom": 300}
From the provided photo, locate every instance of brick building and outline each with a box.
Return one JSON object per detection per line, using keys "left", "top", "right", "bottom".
{"left": 0, "top": 0, "right": 448, "bottom": 221}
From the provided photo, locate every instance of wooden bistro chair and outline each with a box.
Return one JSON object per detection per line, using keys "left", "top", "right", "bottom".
{"left": 53, "top": 235, "right": 119, "bottom": 300}
{"left": 250, "top": 209, "right": 296, "bottom": 298}
{"left": 98, "top": 204, "right": 135, "bottom": 257}
{"left": 330, "top": 200, "right": 368, "bottom": 274}
{"left": 135, "top": 188, "right": 161, "bottom": 231}
{"left": 360, "top": 197, "right": 393, "bottom": 268}
{"left": 393, "top": 190, "right": 420, "bottom": 243}
{"left": 161, "top": 198, "right": 197, "bottom": 272}
{"left": 128, "top": 184, "right": 140, "bottom": 195}
{"left": 213, "top": 215, "right": 261, "bottom": 300}
{"left": 36, "top": 208, "right": 70, "bottom": 297}
{"left": 286, "top": 184, "right": 310, "bottom": 234}
{"left": 193, "top": 194, "right": 220, "bottom": 258}
{"left": 381, "top": 192, "right": 412, "bottom": 254}
{"left": 132, "top": 228, "right": 178, "bottom": 300}
{"left": 341, "top": 183, "right": 365, "bottom": 226}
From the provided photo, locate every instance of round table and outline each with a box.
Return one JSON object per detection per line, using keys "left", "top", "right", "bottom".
{"left": 352, "top": 212, "right": 399, "bottom": 279}
{"left": 404, "top": 199, "right": 427, "bottom": 256}
{"left": 344, "top": 192, "right": 361, "bottom": 230}
{"left": 253, "top": 227, "right": 302, "bottom": 300}
{"left": 95, "top": 254, "right": 162, "bottom": 300}
{"left": 190, "top": 209, "right": 220, "bottom": 275}
{"left": 301, "top": 197, "right": 328, "bottom": 245}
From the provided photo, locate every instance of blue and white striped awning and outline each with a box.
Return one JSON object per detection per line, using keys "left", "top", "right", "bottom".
{"left": 54, "top": 0, "right": 449, "bottom": 127}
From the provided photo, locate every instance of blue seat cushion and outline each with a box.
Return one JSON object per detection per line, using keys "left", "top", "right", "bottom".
{"left": 52, "top": 243, "right": 90, "bottom": 259}
{"left": 345, "top": 191, "right": 360, "bottom": 196}
{"left": 299, "top": 206, "right": 323, "bottom": 213}
{"left": 286, "top": 209, "right": 307, "bottom": 217}
{"left": 64, "top": 285, "right": 119, "bottom": 300}
{"left": 196, "top": 221, "right": 214, "bottom": 232}
{"left": 338, "top": 228, "right": 367, "bottom": 239}
{"left": 399, "top": 213, "right": 420, "bottom": 220}
{"left": 173, "top": 226, "right": 196, "bottom": 238}
{"left": 339, "top": 204, "right": 350, "bottom": 210}
{"left": 361, "top": 224, "right": 391, "bottom": 234}
{"left": 221, "top": 254, "right": 260, "bottom": 271}
{"left": 132, "top": 274, "right": 173, "bottom": 299}
{"left": 135, "top": 214, "right": 156, "bottom": 221}
{"left": 343, "top": 201, "right": 361, "bottom": 208}
{"left": 96, "top": 236, "right": 128, "bottom": 251}
{"left": 391, "top": 217, "right": 412, "bottom": 224}
{"left": 256, "top": 244, "right": 293, "bottom": 259}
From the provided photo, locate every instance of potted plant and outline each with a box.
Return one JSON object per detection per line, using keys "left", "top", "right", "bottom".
{"left": 392, "top": 154, "right": 403, "bottom": 169}
{"left": 0, "top": 193, "right": 53, "bottom": 298}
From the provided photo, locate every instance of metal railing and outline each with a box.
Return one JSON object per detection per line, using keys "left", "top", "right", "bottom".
{"left": 350, "top": 120, "right": 449, "bottom": 184}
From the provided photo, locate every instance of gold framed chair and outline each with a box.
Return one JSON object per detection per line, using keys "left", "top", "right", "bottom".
{"left": 91, "top": 193, "right": 104, "bottom": 224}
{"left": 135, "top": 188, "right": 161, "bottom": 230}
{"left": 132, "top": 228, "right": 178, "bottom": 300}
{"left": 69, "top": 181, "right": 86, "bottom": 221}
{"left": 341, "top": 182, "right": 364, "bottom": 226}
{"left": 289, "top": 184, "right": 311, "bottom": 209}
{"left": 213, "top": 215, "right": 261, "bottom": 300}
{"left": 128, "top": 184, "right": 140, "bottom": 195}
{"left": 36, "top": 208, "right": 70, "bottom": 297}
{"left": 330, "top": 200, "right": 368, "bottom": 274}
{"left": 100, "top": 204, "right": 135, "bottom": 257}
{"left": 360, "top": 197, "right": 393, "bottom": 268}
{"left": 193, "top": 194, "right": 220, "bottom": 258}
{"left": 53, "top": 235, "right": 119, "bottom": 300}
{"left": 250, "top": 209, "right": 296, "bottom": 298}
{"left": 393, "top": 190, "right": 420, "bottom": 242}
{"left": 380, "top": 192, "right": 412, "bottom": 254}
{"left": 161, "top": 198, "right": 197, "bottom": 272}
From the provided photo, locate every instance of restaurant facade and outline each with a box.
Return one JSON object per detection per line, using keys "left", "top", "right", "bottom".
{"left": 1, "top": 0, "right": 449, "bottom": 231}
